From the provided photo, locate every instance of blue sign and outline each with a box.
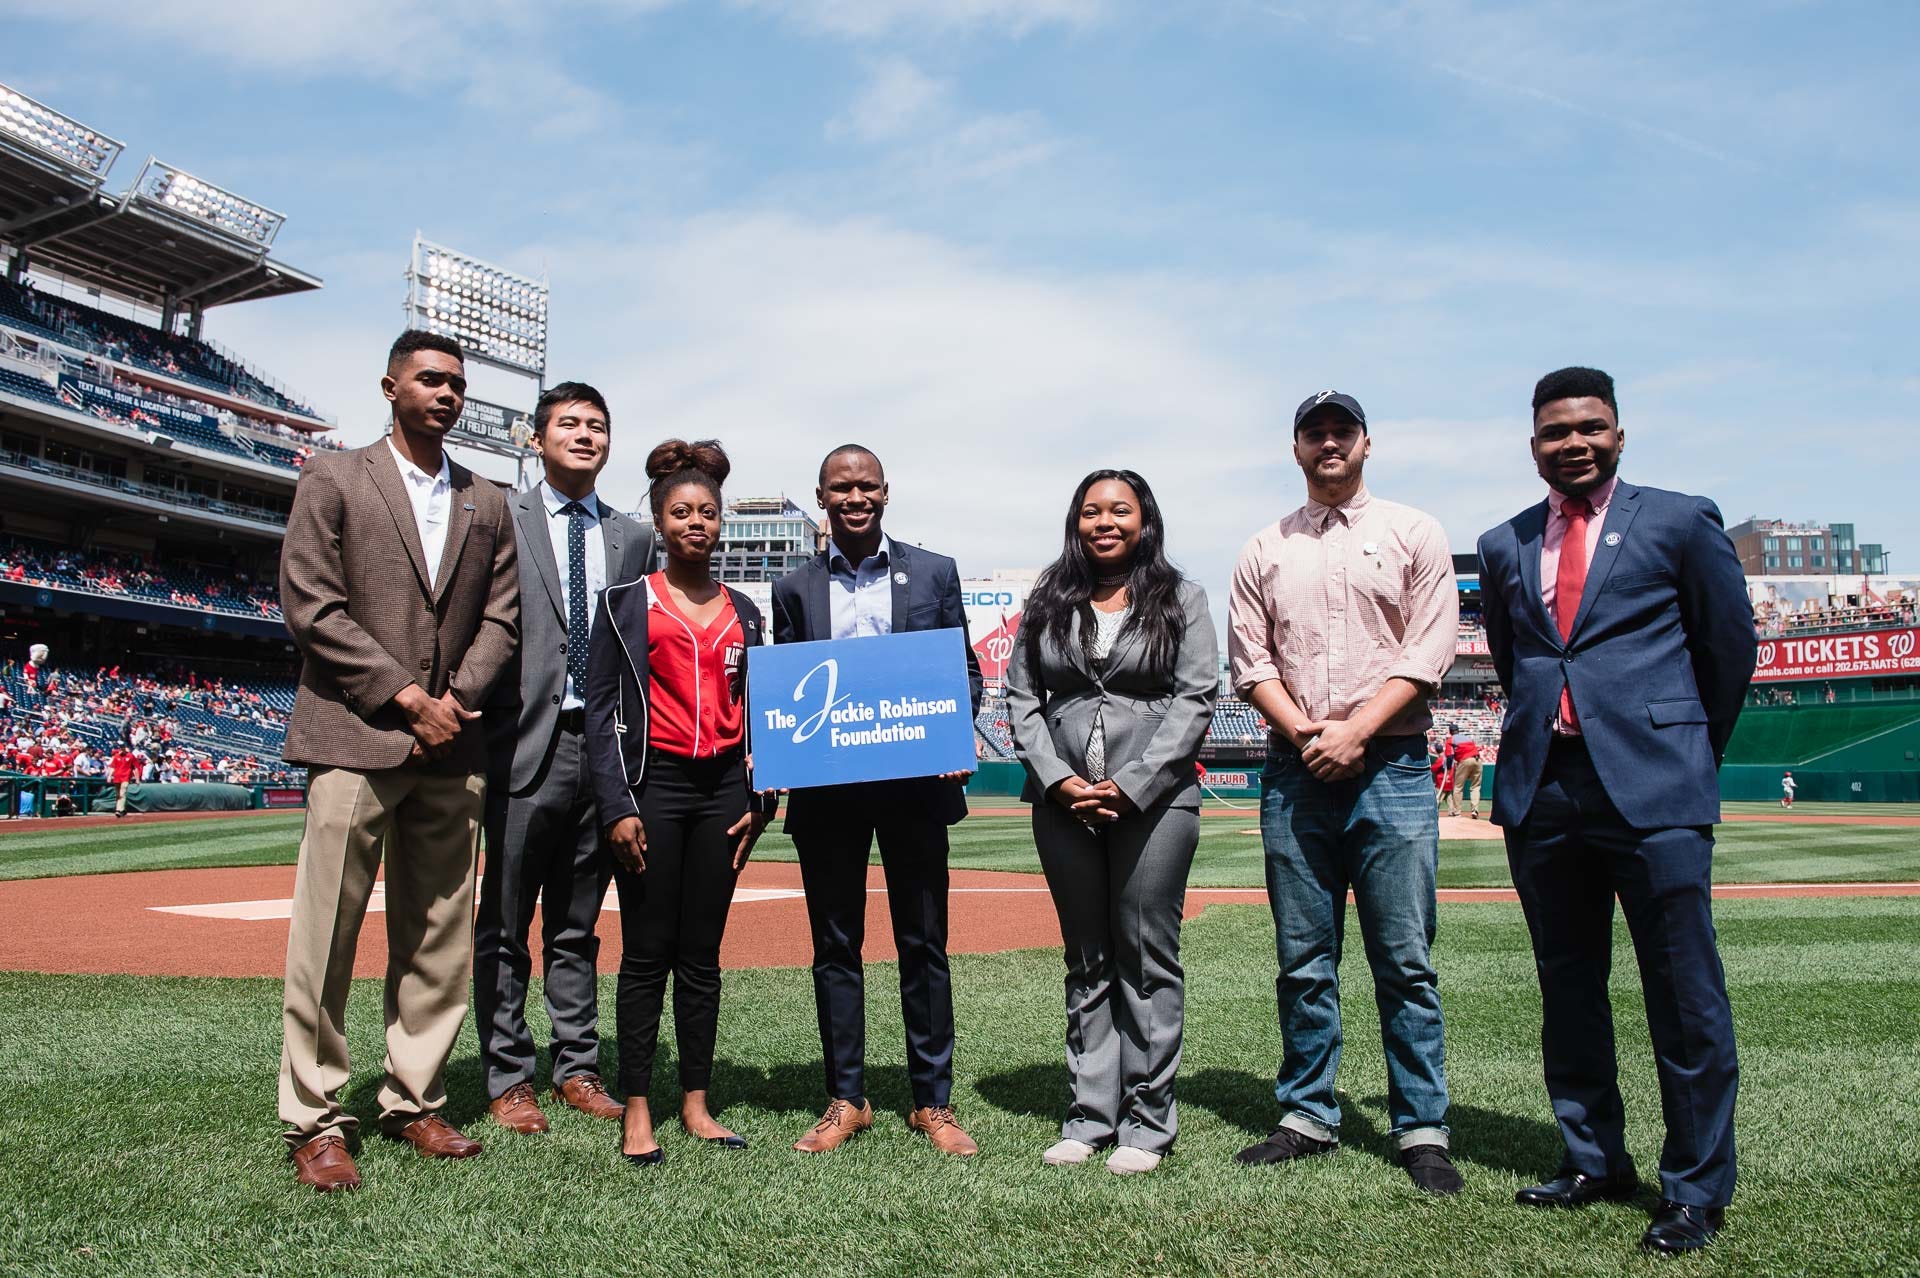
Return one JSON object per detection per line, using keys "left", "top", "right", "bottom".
{"left": 747, "top": 628, "right": 976, "bottom": 791}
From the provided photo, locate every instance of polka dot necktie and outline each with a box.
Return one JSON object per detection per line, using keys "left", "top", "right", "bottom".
{"left": 561, "top": 500, "right": 590, "bottom": 692}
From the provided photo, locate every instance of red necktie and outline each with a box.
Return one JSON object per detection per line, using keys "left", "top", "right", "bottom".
{"left": 1555, "top": 497, "right": 1593, "bottom": 730}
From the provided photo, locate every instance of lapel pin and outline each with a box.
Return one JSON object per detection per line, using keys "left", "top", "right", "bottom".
{"left": 462, "top": 503, "right": 476, "bottom": 511}
{"left": 894, "top": 572, "right": 909, "bottom": 585}
{"left": 1604, "top": 532, "right": 1622, "bottom": 546}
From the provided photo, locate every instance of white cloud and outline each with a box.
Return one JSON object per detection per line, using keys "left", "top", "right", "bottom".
{"left": 9, "top": 0, "right": 661, "bottom": 136}
{"left": 518, "top": 213, "right": 1282, "bottom": 615}
{"left": 740, "top": 0, "right": 1108, "bottom": 38}
{"left": 828, "top": 57, "right": 950, "bottom": 142}
{"left": 826, "top": 58, "right": 1062, "bottom": 186}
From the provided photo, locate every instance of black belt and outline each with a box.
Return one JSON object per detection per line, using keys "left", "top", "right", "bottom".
{"left": 556, "top": 707, "right": 587, "bottom": 734}
{"left": 1547, "top": 732, "right": 1588, "bottom": 753}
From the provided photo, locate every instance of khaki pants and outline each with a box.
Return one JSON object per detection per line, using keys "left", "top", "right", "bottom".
{"left": 1449, "top": 758, "right": 1483, "bottom": 815}
{"left": 278, "top": 765, "right": 485, "bottom": 1148}
{"left": 114, "top": 782, "right": 130, "bottom": 815}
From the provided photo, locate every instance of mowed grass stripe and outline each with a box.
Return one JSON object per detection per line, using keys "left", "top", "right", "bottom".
{"left": 0, "top": 897, "right": 1915, "bottom": 1276}
{"left": 0, "top": 813, "right": 308, "bottom": 881}
{"left": 2, "top": 810, "right": 1917, "bottom": 888}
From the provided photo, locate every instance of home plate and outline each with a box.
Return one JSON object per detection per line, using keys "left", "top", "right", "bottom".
{"left": 153, "top": 883, "right": 806, "bottom": 921}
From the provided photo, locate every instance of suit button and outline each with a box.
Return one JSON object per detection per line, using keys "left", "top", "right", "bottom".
{"left": 552, "top": 695, "right": 561, "bottom": 705}
{"left": 419, "top": 659, "right": 430, "bottom": 671}
{"left": 560, "top": 642, "right": 567, "bottom": 654}
{"left": 424, "top": 604, "right": 433, "bottom": 615}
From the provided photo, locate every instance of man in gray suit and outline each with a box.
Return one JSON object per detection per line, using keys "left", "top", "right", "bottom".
{"left": 475, "top": 381, "right": 654, "bottom": 1133}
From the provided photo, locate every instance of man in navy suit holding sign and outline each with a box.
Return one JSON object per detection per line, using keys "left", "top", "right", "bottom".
{"left": 772, "top": 444, "right": 985, "bottom": 1157}
{"left": 1478, "top": 368, "right": 1755, "bottom": 1256}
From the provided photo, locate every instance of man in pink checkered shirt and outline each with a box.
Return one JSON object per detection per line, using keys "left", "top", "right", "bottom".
{"left": 1226, "top": 390, "right": 1462, "bottom": 1196}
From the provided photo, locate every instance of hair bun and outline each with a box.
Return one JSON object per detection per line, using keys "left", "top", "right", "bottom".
{"left": 644, "top": 438, "right": 731, "bottom": 486}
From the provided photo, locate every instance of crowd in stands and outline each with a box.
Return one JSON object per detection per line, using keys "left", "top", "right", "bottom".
{"left": 53, "top": 365, "right": 334, "bottom": 474}
{"left": 970, "top": 685, "right": 1508, "bottom": 762}
{"left": 0, "top": 277, "right": 323, "bottom": 421}
{"left": 0, "top": 537, "right": 280, "bottom": 620}
{"left": 1753, "top": 595, "right": 1916, "bottom": 638}
{"left": 1426, "top": 696, "right": 1503, "bottom": 763}
{"left": 1, "top": 657, "right": 299, "bottom": 788}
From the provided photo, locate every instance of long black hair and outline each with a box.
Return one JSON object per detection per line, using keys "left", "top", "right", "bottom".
{"left": 1023, "top": 469, "right": 1185, "bottom": 678}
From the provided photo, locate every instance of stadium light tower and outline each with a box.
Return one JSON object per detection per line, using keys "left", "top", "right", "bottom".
{"left": 0, "top": 83, "right": 122, "bottom": 179}
{"left": 403, "top": 233, "right": 548, "bottom": 487}
{"left": 131, "top": 159, "right": 284, "bottom": 249}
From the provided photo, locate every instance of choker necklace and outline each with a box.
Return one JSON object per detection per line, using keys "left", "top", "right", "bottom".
{"left": 1094, "top": 572, "right": 1131, "bottom": 587}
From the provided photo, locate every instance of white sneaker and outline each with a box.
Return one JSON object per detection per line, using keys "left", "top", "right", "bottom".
{"left": 1042, "top": 1138, "right": 1097, "bottom": 1166}
{"left": 1105, "top": 1146, "right": 1163, "bottom": 1176}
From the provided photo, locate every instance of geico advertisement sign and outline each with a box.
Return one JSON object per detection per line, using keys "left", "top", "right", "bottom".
{"left": 1752, "top": 626, "right": 1920, "bottom": 682}
{"left": 962, "top": 580, "right": 1031, "bottom": 678}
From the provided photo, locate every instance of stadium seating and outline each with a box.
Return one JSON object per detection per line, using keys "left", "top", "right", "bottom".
{"left": 1754, "top": 600, "right": 1916, "bottom": 637}
{"left": 0, "top": 277, "right": 323, "bottom": 421}
{"left": 0, "top": 536, "right": 281, "bottom": 622}
{"left": 1, "top": 660, "right": 298, "bottom": 783}
{"left": 0, "top": 365, "right": 63, "bottom": 409}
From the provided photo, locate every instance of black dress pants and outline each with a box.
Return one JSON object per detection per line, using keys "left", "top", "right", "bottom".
{"left": 612, "top": 748, "right": 748, "bottom": 1098}
{"left": 794, "top": 795, "right": 954, "bottom": 1109}
{"left": 1506, "top": 737, "right": 1739, "bottom": 1208}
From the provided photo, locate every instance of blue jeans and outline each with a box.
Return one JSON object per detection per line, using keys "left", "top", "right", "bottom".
{"left": 1259, "top": 733, "right": 1450, "bottom": 1149}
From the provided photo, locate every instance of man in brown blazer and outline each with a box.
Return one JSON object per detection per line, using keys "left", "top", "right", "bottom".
{"left": 276, "top": 330, "right": 519, "bottom": 1192}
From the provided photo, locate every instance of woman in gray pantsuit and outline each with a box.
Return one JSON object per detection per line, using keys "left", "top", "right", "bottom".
{"left": 1006, "top": 468, "right": 1218, "bottom": 1175}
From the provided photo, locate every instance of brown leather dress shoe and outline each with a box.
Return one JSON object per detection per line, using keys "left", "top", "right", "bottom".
{"left": 292, "top": 1134, "right": 361, "bottom": 1192}
{"left": 909, "top": 1105, "right": 979, "bottom": 1157}
{"left": 391, "top": 1115, "right": 483, "bottom": 1159}
{"left": 488, "top": 1082, "right": 549, "bottom": 1134}
{"left": 793, "top": 1098, "right": 875, "bottom": 1153}
{"left": 553, "top": 1074, "right": 623, "bottom": 1121}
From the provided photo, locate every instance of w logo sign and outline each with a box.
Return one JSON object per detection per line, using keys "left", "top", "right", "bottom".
{"left": 1755, "top": 643, "right": 1776, "bottom": 668}
{"left": 1892, "top": 631, "right": 1917, "bottom": 660}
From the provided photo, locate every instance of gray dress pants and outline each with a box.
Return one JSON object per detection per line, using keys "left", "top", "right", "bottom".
{"left": 1033, "top": 800, "right": 1200, "bottom": 1155}
{"left": 474, "top": 725, "right": 612, "bottom": 1098}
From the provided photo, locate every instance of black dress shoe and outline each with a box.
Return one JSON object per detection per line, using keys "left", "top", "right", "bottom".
{"left": 704, "top": 1134, "right": 748, "bottom": 1150}
{"left": 1641, "top": 1201, "right": 1723, "bottom": 1254}
{"left": 1400, "top": 1144, "right": 1463, "bottom": 1196}
{"left": 622, "top": 1147, "right": 665, "bottom": 1167}
{"left": 1514, "top": 1164, "right": 1638, "bottom": 1208}
{"left": 1233, "top": 1125, "right": 1337, "bottom": 1166}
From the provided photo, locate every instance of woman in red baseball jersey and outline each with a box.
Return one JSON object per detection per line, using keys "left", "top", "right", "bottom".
{"left": 583, "top": 439, "right": 774, "bottom": 1165}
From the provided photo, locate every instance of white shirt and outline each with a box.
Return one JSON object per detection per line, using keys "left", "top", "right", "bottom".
{"left": 541, "top": 481, "right": 608, "bottom": 711}
{"left": 386, "top": 436, "right": 453, "bottom": 589}
{"left": 828, "top": 535, "right": 895, "bottom": 641}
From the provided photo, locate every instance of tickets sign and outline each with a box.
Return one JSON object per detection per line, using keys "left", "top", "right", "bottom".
{"left": 1752, "top": 626, "right": 1920, "bottom": 683}
{"left": 747, "top": 628, "right": 977, "bottom": 790}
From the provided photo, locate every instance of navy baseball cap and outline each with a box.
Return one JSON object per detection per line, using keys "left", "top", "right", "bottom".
{"left": 1293, "top": 390, "right": 1367, "bottom": 433}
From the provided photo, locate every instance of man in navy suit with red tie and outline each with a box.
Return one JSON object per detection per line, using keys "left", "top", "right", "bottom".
{"left": 1477, "top": 367, "right": 1755, "bottom": 1256}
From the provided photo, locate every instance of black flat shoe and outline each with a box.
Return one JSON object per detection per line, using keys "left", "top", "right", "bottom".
{"left": 704, "top": 1134, "right": 748, "bottom": 1150}
{"left": 622, "top": 1147, "right": 664, "bottom": 1166}
{"left": 1515, "top": 1164, "right": 1638, "bottom": 1208}
{"left": 1233, "top": 1125, "right": 1337, "bottom": 1166}
{"left": 1641, "top": 1201, "right": 1723, "bottom": 1255}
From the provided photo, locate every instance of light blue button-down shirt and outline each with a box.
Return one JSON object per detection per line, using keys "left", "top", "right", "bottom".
{"left": 828, "top": 535, "right": 894, "bottom": 640}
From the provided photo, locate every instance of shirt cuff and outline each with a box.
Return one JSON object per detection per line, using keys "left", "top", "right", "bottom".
{"left": 1233, "top": 664, "right": 1281, "bottom": 698}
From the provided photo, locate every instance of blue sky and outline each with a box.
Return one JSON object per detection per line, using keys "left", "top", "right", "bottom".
{"left": 11, "top": 0, "right": 1919, "bottom": 603}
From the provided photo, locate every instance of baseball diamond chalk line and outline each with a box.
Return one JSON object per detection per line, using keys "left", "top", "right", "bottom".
{"left": 4, "top": 861, "right": 1919, "bottom": 980}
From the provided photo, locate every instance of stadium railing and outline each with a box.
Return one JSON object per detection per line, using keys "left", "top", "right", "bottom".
{"left": 0, "top": 277, "right": 330, "bottom": 426}
{"left": 0, "top": 448, "right": 290, "bottom": 529}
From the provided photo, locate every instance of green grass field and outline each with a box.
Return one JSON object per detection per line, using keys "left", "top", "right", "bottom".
{"left": 3, "top": 802, "right": 1916, "bottom": 889}
{"left": 3, "top": 893, "right": 1918, "bottom": 1276}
